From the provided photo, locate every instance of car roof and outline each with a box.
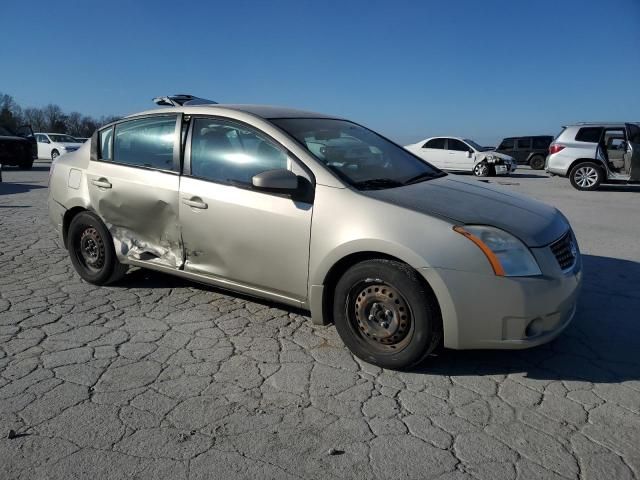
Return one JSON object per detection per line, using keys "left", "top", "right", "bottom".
{"left": 128, "top": 104, "right": 342, "bottom": 120}
{"left": 566, "top": 122, "right": 629, "bottom": 128}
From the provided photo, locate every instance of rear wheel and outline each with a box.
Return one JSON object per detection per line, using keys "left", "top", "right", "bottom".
{"left": 333, "top": 259, "right": 441, "bottom": 369}
{"left": 67, "top": 211, "right": 127, "bottom": 285}
{"left": 569, "top": 162, "right": 603, "bottom": 191}
{"left": 529, "top": 155, "right": 545, "bottom": 170}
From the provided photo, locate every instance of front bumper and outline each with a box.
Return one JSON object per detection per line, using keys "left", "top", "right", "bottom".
{"left": 420, "top": 256, "right": 582, "bottom": 350}
{"left": 493, "top": 162, "right": 517, "bottom": 176}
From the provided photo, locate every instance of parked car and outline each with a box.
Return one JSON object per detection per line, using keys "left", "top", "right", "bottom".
{"left": 495, "top": 135, "right": 553, "bottom": 170}
{"left": 48, "top": 99, "right": 581, "bottom": 369}
{"left": 547, "top": 122, "right": 640, "bottom": 190}
{"left": 35, "top": 133, "right": 82, "bottom": 160}
{"left": 0, "top": 125, "right": 37, "bottom": 170}
{"left": 404, "top": 137, "right": 517, "bottom": 177}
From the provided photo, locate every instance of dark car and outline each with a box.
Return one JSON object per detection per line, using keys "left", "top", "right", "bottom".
{"left": 0, "top": 125, "right": 37, "bottom": 170}
{"left": 495, "top": 135, "right": 553, "bottom": 170}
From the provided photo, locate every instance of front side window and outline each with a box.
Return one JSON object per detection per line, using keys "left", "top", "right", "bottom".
{"left": 532, "top": 137, "right": 551, "bottom": 149}
{"left": 49, "top": 134, "right": 78, "bottom": 143}
{"left": 516, "top": 138, "right": 532, "bottom": 150}
{"left": 190, "top": 118, "right": 288, "bottom": 185}
{"left": 271, "top": 118, "right": 444, "bottom": 189}
{"left": 423, "top": 138, "right": 446, "bottom": 149}
{"left": 113, "top": 116, "right": 177, "bottom": 170}
{"left": 448, "top": 139, "right": 469, "bottom": 152}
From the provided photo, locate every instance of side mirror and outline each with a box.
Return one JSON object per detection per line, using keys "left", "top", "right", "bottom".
{"left": 252, "top": 169, "right": 299, "bottom": 192}
{"left": 41, "top": 138, "right": 50, "bottom": 144}
{"left": 467, "top": 150, "right": 473, "bottom": 158}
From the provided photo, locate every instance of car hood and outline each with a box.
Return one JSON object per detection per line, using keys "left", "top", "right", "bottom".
{"left": 480, "top": 151, "right": 514, "bottom": 162}
{"left": 364, "top": 175, "right": 568, "bottom": 247}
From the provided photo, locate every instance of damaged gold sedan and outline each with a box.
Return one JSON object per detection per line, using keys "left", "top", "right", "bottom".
{"left": 48, "top": 96, "right": 582, "bottom": 369}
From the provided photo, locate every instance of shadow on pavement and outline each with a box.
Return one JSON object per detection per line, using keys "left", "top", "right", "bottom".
{"left": 415, "top": 254, "right": 640, "bottom": 383}
{"left": 0, "top": 182, "right": 48, "bottom": 194}
{"left": 596, "top": 184, "right": 640, "bottom": 193}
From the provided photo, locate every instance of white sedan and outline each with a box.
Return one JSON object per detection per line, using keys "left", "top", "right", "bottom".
{"left": 35, "top": 133, "right": 83, "bottom": 160}
{"left": 405, "top": 136, "right": 517, "bottom": 176}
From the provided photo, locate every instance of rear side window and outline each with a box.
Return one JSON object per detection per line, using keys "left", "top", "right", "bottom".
{"left": 575, "top": 127, "right": 603, "bottom": 143}
{"left": 516, "top": 138, "right": 531, "bottom": 150}
{"left": 423, "top": 138, "right": 445, "bottom": 149}
{"left": 190, "top": 118, "right": 288, "bottom": 185}
{"left": 532, "top": 137, "right": 551, "bottom": 149}
{"left": 99, "top": 127, "right": 113, "bottom": 160}
{"left": 498, "top": 138, "right": 514, "bottom": 150}
{"left": 113, "top": 116, "right": 177, "bottom": 170}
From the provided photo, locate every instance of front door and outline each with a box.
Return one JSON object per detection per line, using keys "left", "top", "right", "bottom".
{"left": 86, "top": 115, "right": 183, "bottom": 268}
{"left": 626, "top": 123, "right": 640, "bottom": 181}
{"left": 36, "top": 134, "right": 51, "bottom": 159}
{"left": 179, "top": 117, "right": 313, "bottom": 301}
{"left": 446, "top": 138, "right": 473, "bottom": 170}
{"left": 514, "top": 137, "right": 532, "bottom": 164}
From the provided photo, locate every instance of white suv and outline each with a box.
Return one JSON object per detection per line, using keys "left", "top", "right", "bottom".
{"left": 547, "top": 122, "right": 640, "bottom": 190}
{"left": 405, "top": 137, "right": 517, "bottom": 177}
{"left": 35, "top": 133, "right": 82, "bottom": 160}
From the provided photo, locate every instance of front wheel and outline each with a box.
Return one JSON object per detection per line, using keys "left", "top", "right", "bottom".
{"left": 569, "top": 162, "right": 603, "bottom": 191}
{"left": 67, "top": 211, "right": 127, "bottom": 285}
{"left": 333, "top": 259, "right": 442, "bottom": 370}
{"left": 473, "top": 161, "right": 490, "bottom": 177}
{"left": 51, "top": 150, "right": 59, "bottom": 160}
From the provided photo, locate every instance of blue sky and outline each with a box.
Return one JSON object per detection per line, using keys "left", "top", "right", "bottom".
{"left": 2, "top": 0, "right": 639, "bottom": 145}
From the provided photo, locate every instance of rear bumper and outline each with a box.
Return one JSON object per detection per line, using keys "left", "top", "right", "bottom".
{"left": 420, "top": 260, "right": 582, "bottom": 350}
{"left": 48, "top": 197, "right": 66, "bottom": 241}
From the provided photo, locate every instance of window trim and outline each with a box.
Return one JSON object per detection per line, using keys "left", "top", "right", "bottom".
{"left": 91, "top": 113, "right": 181, "bottom": 175}
{"left": 184, "top": 114, "right": 315, "bottom": 198}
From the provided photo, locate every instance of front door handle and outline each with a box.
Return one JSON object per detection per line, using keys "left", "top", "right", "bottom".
{"left": 182, "top": 197, "right": 208, "bottom": 209}
{"left": 91, "top": 178, "right": 112, "bottom": 189}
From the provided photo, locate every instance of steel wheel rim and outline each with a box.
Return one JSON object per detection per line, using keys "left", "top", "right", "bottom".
{"left": 575, "top": 167, "right": 598, "bottom": 187}
{"left": 76, "top": 227, "right": 106, "bottom": 272}
{"left": 348, "top": 282, "right": 413, "bottom": 351}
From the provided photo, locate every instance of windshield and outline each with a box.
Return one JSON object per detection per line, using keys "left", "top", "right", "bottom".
{"left": 48, "top": 134, "right": 78, "bottom": 143}
{"left": 271, "top": 118, "right": 444, "bottom": 189}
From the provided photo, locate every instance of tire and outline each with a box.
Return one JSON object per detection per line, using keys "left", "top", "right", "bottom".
{"left": 472, "top": 162, "right": 490, "bottom": 177}
{"left": 67, "top": 211, "right": 127, "bottom": 285}
{"left": 569, "top": 162, "right": 603, "bottom": 191}
{"left": 529, "top": 155, "right": 545, "bottom": 170}
{"left": 332, "top": 259, "right": 442, "bottom": 370}
{"left": 51, "top": 150, "right": 59, "bottom": 160}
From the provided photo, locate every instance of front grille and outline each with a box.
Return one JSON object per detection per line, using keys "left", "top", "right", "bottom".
{"left": 550, "top": 231, "right": 577, "bottom": 270}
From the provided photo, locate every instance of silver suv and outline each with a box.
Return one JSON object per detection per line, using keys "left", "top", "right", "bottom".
{"left": 547, "top": 122, "right": 640, "bottom": 190}
{"left": 48, "top": 96, "right": 582, "bottom": 369}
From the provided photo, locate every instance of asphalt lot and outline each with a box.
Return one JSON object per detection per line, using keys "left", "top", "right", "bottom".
{"left": 1, "top": 163, "right": 639, "bottom": 479}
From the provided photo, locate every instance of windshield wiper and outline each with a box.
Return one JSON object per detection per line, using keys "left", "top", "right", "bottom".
{"left": 404, "top": 171, "right": 445, "bottom": 185}
{"left": 353, "top": 178, "right": 405, "bottom": 190}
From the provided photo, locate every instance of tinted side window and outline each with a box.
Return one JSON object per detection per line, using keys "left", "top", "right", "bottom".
{"left": 190, "top": 118, "right": 288, "bottom": 185}
{"left": 99, "top": 127, "right": 113, "bottom": 160}
{"left": 448, "top": 139, "right": 469, "bottom": 151}
{"left": 575, "top": 127, "right": 603, "bottom": 143}
{"left": 423, "top": 138, "right": 445, "bottom": 149}
{"left": 113, "top": 116, "right": 177, "bottom": 170}
{"left": 532, "top": 137, "right": 551, "bottom": 149}
{"left": 498, "top": 138, "right": 514, "bottom": 150}
{"left": 516, "top": 138, "right": 531, "bottom": 150}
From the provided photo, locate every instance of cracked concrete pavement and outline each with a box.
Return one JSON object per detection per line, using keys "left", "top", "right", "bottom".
{"left": 1, "top": 164, "right": 639, "bottom": 479}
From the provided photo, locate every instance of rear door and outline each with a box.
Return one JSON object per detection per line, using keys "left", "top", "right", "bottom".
{"left": 625, "top": 123, "right": 640, "bottom": 181}
{"left": 178, "top": 116, "right": 313, "bottom": 301}
{"left": 86, "top": 115, "right": 183, "bottom": 268}
{"left": 419, "top": 138, "right": 448, "bottom": 168}
{"left": 514, "top": 137, "right": 531, "bottom": 164}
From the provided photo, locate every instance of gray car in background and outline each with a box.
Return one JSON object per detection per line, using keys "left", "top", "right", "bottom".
{"left": 48, "top": 99, "right": 582, "bottom": 369}
{"left": 547, "top": 122, "right": 640, "bottom": 190}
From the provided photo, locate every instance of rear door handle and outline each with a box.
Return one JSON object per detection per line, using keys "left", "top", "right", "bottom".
{"left": 182, "top": 197, "right": 208, "bottom": 209}
{"left": 91, "top": 178, "right": 112, "bottom": 189}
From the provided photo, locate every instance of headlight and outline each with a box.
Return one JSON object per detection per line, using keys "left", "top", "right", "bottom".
{"left": 485, "top": 155, "right": 496, "bottom": 163}
{"left": 454, "top": 225, "right": 541, "bottom": 276}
